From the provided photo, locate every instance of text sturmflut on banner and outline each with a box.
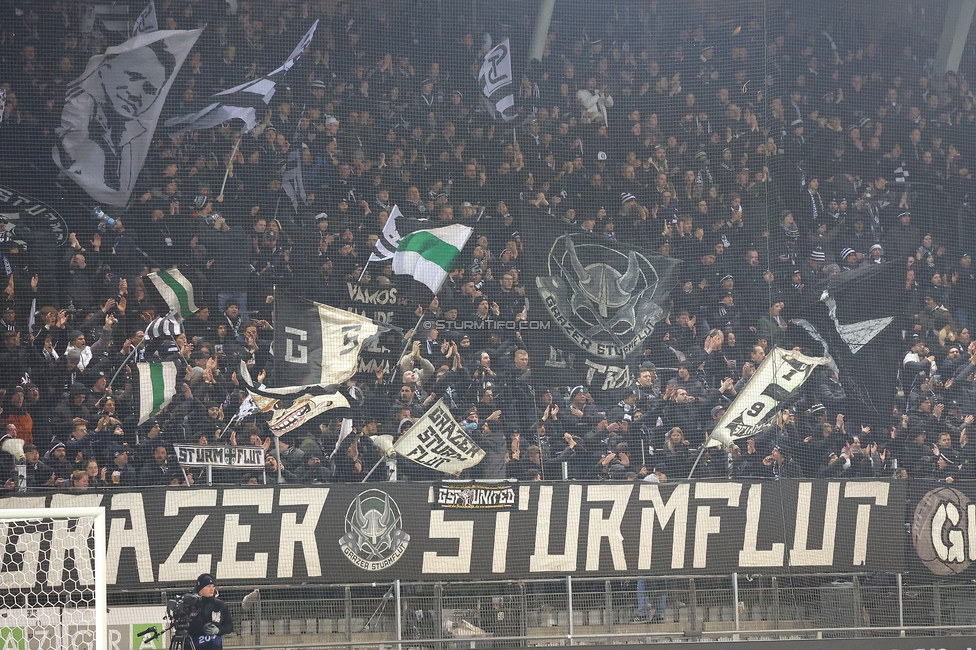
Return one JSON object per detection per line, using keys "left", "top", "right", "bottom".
{"left": 0, "top": 480, "right": 906, "bottom": 590}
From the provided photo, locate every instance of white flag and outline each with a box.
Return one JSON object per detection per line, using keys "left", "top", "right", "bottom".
{"left": 392, "top": 400, "right": 485, "bottom": 474}
{"left": 707, "top": 347, "right": 830, "bottom": 448}
{"left": 132, "top": 1, "right": 159, "bottom": 36}
{"left": 137, "top": 361, "right": 178, "bottom": 424}
{"left": 166, "top": 20, "right": 318, "bottom": 135}
{"left": 369, "top": 204, "right": 405, "bottom": 262}
{"left": 479, "top": 39, "right": 517, "bottom": 122}
{"left": 53, "top": 29, "right": 202, "bottom": 207}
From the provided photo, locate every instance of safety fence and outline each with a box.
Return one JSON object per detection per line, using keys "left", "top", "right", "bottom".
{"left": 127, "top": 573, "right": 976, "bottom": 649}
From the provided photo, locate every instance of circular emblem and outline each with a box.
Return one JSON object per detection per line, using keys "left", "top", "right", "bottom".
{"left": 0, "top": 186, "right": 70, "bottom": 250}
{"left": 912, "top": 486, "right": 971, "bottom": 575}
{"left": 339, "top": 489, "right": 410, "bottom": 571}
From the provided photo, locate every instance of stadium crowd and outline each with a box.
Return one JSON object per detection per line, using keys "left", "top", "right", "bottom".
{"left": 1, "top": 0, "right": 976, "bottom": 488}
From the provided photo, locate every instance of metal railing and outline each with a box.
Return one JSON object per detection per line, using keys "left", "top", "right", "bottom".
{"left": 131, "top": 573, "right": 976, "bottom": 649}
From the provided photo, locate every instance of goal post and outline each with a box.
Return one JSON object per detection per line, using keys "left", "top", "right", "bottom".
{"left": 0, "top": 506, "right": 107, "bottom": 650}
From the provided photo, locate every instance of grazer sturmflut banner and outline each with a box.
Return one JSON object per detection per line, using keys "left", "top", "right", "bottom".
{"left": 0, "top": 480, "right": 904, "bottom": 590}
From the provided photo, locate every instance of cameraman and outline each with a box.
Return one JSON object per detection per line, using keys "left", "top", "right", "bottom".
{"left": 187, "top": 574, "right": 233, "bottom": 649}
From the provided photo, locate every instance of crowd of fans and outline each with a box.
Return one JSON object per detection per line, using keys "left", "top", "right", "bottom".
{"left": 1, "top": 0, "right": 976, "bottom": 489}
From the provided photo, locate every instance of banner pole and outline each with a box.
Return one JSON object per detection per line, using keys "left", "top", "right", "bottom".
{"left": 107, "top": 344, "right": 139, "bottom": 390}
{"left": 219, "top": 128, "right": 246, "bottom": 198}
{"left": 361, "top": 455, "right": 387, "bottom": 482}
{"left": 357, "top": 259, "right": 371, "bottom": 282}
{"left": 217, "top": 414, "right": 238, "bottom": 440}
{"left": 398, "top": 309, "right": 426, "bottom": 361}
{"left": 686, "top": 431, "right": 714, "bottom": 480}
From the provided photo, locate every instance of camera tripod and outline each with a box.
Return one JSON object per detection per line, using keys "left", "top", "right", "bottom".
{"left": 137, "top": 617, "right": 195, "bottom": 650}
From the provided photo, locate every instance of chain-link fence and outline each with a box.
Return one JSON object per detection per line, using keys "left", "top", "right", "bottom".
{"left": 115, "top": 573, "right": 976, "bottom": 649}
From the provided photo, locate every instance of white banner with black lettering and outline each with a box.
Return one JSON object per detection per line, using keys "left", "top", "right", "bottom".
{"left": 173, "top": 444, "right": 265, "bottom": 468}
{"left": 708, "top": 347, "right": 830, "bottom": 447}
{"left": 392, "top": 399, "right": 485, "bottom": 474}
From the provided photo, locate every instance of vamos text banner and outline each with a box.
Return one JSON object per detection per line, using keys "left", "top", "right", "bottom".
{"left": 0, "top": 480, "right": 904, "bottom": 590}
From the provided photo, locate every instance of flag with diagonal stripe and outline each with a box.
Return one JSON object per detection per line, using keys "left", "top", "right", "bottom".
{"left": 148, "top": 268, "right": 198, "bottom": 317}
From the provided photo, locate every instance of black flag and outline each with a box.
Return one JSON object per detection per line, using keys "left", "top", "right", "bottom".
{"left": 520, "top": 217, "right": 679, "bottom": 393}
{"left": 792, "top": 262, "right": 902, "bottom": 425}
{"left": 272, "top": 292, "right": 382, "bottom": 390}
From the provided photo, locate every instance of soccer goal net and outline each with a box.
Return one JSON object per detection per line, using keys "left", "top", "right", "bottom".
{"left": 0, "top": 507, "right": 107, "bottom": 650}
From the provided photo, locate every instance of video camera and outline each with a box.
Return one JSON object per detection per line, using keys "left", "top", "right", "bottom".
{"left": 167, "top": 592, "right": 203, "bottom": 620}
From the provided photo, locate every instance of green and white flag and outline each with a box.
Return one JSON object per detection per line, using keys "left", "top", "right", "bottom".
{"left": 137, "top": 361, "right": 178, "bottom": 424}
{"left": 392, "top": 224, "right": 473, "bottom": 294}
{"left": 149, "top": 268, "right": 199, "bottom": 317}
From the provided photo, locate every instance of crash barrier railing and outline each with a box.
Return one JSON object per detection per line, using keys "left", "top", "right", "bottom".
{"left": 120, "top": 573, "right": 976, "bottom": 649}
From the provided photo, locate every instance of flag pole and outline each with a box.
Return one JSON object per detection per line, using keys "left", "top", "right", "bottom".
{"left": 219, "top": 128, "right": 246, "bottom": 198}
{"left": 398, "top": 309, "right": 426, "bottom": 361}
{"left": 107, "top": 344, "right": 139, "bottom": 390}
{"left": 686, "top": 431, "right": 715, "bottom": 479}
{"left": 217, "top": 414, "right": 238, "bottom": 440}
{"left": 361, "top": 454, "right": 388, "bottom": 482}
{"left": 357, "top": 259, "right": 371, "bottom": 282}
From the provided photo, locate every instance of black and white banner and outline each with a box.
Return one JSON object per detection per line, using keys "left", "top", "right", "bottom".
{"left": 479, "top": 39, "right": 517, "bottom": 122}
{"left": 709, "top": 348, "right": 830, "bottom": 447}
{"left": 132, "top": 1, "right": 159, "bottom": 37}
{"left": 173, "top": 445, "right": 265, "bottom": 468}
{"left": 0, "top": 480, "right": 905, "bottom": 589}
{"left": 166, "top": 20, "right": 318, "bottom": 135}
{"left": 520, "top": 222, "right": 681, "bottom": 394}
{"left": 273, "top": 292, "right": 381, "bottom": 390}
{"left": 340, "top": 280, "right": 403, "bottom": 378}
{"left": 53, "top": 28, "right": 202, "bottom": 207}
{"left": 392, "top": 400, "right": 485, "bottom": 474}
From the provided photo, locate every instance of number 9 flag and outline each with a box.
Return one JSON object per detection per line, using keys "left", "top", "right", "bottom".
{"left": 707, "top": 347, "right": 830, "bottom": 448}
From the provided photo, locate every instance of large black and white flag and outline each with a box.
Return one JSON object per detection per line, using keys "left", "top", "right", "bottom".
{"left": 52, "top": 28, "right": 202, "bottom": 207}
{"left": 367, "top": 205, "right": 425, "bottom": 263}
{"left": 166, "top": 20, "right": 318, "bottom": 135}
{"left": 273, "top": 292, "right": 383, "bottom": 390}
{"left": 519, "top": 216, "right": 680, "bottom": 394}
{"left": 479, "top": 38, "right": 517, "bottom": 122}
{"left": 144, "top": 315, "right": 183, "bottom": 340}
{"left": 132, "top": 1, "right": 159, "bottom": 37}
{"left": 792, "top": 262, "right": 902, "bottom": 424}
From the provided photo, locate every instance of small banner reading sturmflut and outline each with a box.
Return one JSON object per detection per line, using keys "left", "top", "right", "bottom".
{"left": 173, "top": 445, "right": 265, "bottom": 467}
{"left": 392, "top": 399, "right": 485, "bottom": 474}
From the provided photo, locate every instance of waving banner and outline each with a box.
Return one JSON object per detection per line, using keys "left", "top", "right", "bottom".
{"left": 708, "top": 347, "right": 830, "bottom": 447}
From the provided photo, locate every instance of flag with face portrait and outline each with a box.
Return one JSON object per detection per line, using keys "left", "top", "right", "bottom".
{"left": 166, "top": 20, "right": 318, "bottom": 136}
{"left": 53, "top": 28, "right": 202, "bottom": 207}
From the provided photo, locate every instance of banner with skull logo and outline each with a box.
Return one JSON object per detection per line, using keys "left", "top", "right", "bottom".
{"left": 522, "top": 225, "right": 679, "bottom": 393}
